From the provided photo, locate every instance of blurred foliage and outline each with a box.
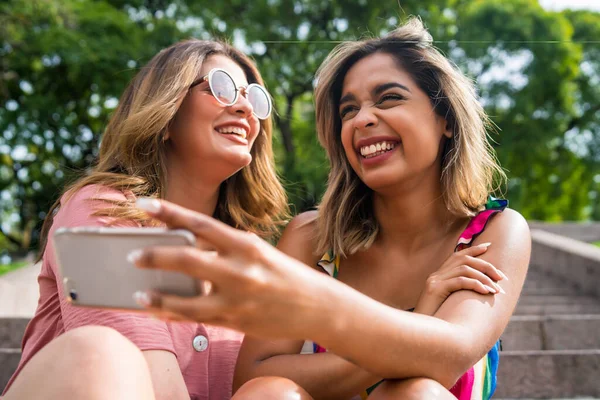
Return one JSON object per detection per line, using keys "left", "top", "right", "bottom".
{"left": 0, "top": 0, "right": 599, "bottom": 252}
{"left": 0, "top": 261, "right": 28, "bottom": 275}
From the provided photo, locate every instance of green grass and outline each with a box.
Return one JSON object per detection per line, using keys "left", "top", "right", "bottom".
{"left": 0, "top": 261, "right": 28, "bottom": 276}
{"left": 594, "top": 241, "right": 600, "bottom": 248}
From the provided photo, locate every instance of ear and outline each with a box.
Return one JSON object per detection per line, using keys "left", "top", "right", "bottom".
{"left": 163, "top": 130, "right": 170, "bottom": 141}
{"left": 438, "top": 116, "right": 452, "bottom": 139}
{"left": 443, "top": 122, "right": 452, "bottom": 139}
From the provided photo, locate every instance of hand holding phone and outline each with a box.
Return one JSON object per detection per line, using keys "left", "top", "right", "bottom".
{"left": 53, "top": 227, "right": 199, "bottom": 310}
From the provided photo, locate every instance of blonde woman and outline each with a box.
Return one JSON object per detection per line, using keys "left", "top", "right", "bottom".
{"left": 2, "top": 39, "right": 288, "bottom": 400}
{"left": 130, "top": 18, "right": 530, "bottom": 399}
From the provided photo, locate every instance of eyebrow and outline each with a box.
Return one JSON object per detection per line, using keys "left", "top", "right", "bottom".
{"left": 339, "top": 92, "right": 356, "bottom": 106}
{"left": 339, "top": 82, "right": 411, "bottom": 107}
{"left": 373, "top": 82, "right": 411, "bottom": 96}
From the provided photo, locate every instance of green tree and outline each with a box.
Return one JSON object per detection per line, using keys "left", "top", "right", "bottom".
{"left": 451, "top": 0, "right": 599, "bottom": 220}
{"left": 0, "top": 0, "right": 185, "bottom": 251}
{"left": 2, "top": 0, "right": 599, "bottom": 255}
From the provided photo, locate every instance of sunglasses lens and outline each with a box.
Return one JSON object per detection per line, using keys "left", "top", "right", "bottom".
{"left": 247, "top": 85, "right": 271, "bottom": 119}
{"left": 210, "top": 70, "right": 236, "bottom": 105}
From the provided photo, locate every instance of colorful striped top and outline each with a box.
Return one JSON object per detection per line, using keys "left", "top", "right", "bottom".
{"left": 301, "top": 197, "right": 508, "bottom": 400}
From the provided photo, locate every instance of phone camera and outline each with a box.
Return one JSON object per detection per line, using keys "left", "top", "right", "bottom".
{"left": 69, "top": 289, "right": 78, "bottom": 301}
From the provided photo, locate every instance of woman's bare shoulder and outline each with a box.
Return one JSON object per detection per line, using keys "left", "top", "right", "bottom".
{"left": 483, "top": 207, "right": 530, "bottom": 244}
{"left": 277, "top": 210, "right": 321, "bottom": 267}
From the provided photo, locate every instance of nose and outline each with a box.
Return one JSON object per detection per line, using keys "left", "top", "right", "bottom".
{"left": 230, "top": 88, "right": 253, "bottom": 118}
{"left": 352, "top": 107, "right": 378, "bottom": 131}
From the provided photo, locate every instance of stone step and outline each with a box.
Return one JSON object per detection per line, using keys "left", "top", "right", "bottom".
{"left": 514, "top": 289, "right": 600, "bottom": 315}
{"left": 520, "top": 287, "right": 581, "bottom": 296}
{"left": 521, "top": 276, "right": 564, "bottom": 288}
{"left": 517, "top": 295, "right": 600, "bottom": 306}
{"left": 501, "top": 315, "right": 600, "bottom": 351}
{"left": 514, "top": 303, "right": 600, "bottom": 315}
{"left": 496, "top": 350, "right": 600, "bottom": 398}
{"left": 0, "top": 318, "right": 27, "bottom": 394}
{"left": 521, "top": 268, "right": 578, "bottom": 287}
{"left": 521, "top": 279, "right": 577, "bottom": 293}
{"left": 0, "top": 348, "right": 21, "bottom": 394}
{"left": 0, "top": 318, "right": 29, "bottom": 348}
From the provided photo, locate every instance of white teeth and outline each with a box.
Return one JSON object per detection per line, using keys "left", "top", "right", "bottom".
{"left": 359, "top": 141, "right": 397, "bottom": 158}
{"left": 216, "top": 126, "right": 247, "bottom": 139}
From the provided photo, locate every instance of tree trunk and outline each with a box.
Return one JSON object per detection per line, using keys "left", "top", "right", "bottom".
{"left": 274, "top": 94, "right": 296, "bottom": 170}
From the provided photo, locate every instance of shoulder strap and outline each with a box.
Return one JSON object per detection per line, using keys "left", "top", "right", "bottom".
{"left": 316, "top": 249, "right": 340, "bottom": 278}
{"left": 455, "top": 197, "right": 508, "bottom": 252}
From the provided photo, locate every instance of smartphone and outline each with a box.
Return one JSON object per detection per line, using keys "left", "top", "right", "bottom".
{"left": 53, "top": 227, "right": 199, "bottom": 310}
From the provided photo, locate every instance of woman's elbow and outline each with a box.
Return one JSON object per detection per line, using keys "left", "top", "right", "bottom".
{"left": 387, "top": 344, "right": 476, "bottom": 389}
{"left": 435, "top": 345, "right": 485, "bottom": 389}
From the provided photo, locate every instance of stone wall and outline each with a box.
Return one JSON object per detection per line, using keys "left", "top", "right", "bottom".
{"left": 528, "top": 221, "right": 600, "bottom": 243}
{"left": 530, "top": 229, "right": 600, "bottom": 299}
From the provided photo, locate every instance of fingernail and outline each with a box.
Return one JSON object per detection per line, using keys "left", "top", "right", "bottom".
{"left": 133, "top": 291, "right": 151, "bottom": 307}
{"left": 478, "top": 242, "right": 492, "bottom": 248}
{"left": 127, "top": 249, "right": 143, "bottom": 264}
{"left": 484, "top": 285, "right": 497, "bottom": 294}
{"left": 494, "top": 283, "right": 506, "bottom": 294}
{"left": 498, "top": 269, "right": 509, "bottom": 281}
{"left": 136, "top": 198, "right": 161, "bottom": 214}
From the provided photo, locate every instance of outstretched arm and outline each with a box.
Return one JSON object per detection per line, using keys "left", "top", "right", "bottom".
{"left": 132, "top": 199, "right": 530, "bottom": 388}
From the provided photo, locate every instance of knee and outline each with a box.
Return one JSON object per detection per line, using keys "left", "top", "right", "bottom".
{"left": 4, "top": 326, "right": 152, "bottom": 400}
{"left": 58, "top": 326, "right": 144, "bottom": 368}
{"left": 233, "top": 376, "right": 313, "bottom": 400}
{"left": 62, "top": 325, "right": 138, "bottom": 351}
{"left": 369, "top": 378, "right": 453, "bottom": 400}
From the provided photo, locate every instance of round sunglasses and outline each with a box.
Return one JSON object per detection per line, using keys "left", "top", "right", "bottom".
{"left": 190, "top": 68, "right": 272, "bottom": 120}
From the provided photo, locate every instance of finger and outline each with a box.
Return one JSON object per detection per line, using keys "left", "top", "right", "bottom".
{"left": 439, "top": 266, "right": 504, "bottom": 294}
{"left": 135, "top": 198, "right": 249, "bottom": 253}
{"left": 462, "top": 256, "right": 507, "bottom": 282}
{"left": 444, "top": 277, "right": 497, "bottom": 295}
{"left": 456, "top": 244, "right": 509, "bottom": 281}
{"left": 438, "top": 265, "right": 504, "bottom": 293}
{"left": 455, "top": 242, "right": 491, "bottom": 257}
{"left": 128, "top": 245, "right": 223, "bottom": 282}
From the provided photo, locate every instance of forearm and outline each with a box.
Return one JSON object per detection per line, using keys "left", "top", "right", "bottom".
{"left": 310, "top": 284, "right": 473, "bottom": 387}
{"left": 237, "top": 352, "right": 380, "bottom": 400}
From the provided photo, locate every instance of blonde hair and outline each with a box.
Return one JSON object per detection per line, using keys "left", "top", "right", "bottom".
{"left": 314, "top": 17, "right": 506, "bottom": 257}
{"left": 38, "top": 39, "right": 289, "bottom": 259}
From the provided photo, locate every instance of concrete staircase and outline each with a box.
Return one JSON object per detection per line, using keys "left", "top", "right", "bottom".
{"left": 0, "top": 317, "right": 27, "bottom": 391}
{"left": 0, "top": 263, "right": 39, "bottom": 394}
{"left": 496, "top": 268, "right": 600, "bottom": 398}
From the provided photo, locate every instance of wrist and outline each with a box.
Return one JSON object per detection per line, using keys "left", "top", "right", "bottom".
{"left": 308, "top": 279, "right": 356, "bottom": 350}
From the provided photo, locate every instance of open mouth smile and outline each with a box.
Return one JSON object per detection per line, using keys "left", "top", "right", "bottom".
{"left": 359, "top": 141, "right": 397, "bottom": 159}
{"left": 215, "top": 125, "right": 248, "bottom": 140}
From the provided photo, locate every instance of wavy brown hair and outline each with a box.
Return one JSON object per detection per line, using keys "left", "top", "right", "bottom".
{"left": 38, "top": 39, "right": 289, "bottom": 259}
{"left": 314, "top": 17, "right": 506, "bottom": 257}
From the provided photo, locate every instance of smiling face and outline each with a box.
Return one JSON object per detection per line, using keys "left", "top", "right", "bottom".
{"left": 166, "top": 54, "right": 261, "bottom": 182}
{"left": 339, "top": 52, "right": 451, "bottom": 192}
